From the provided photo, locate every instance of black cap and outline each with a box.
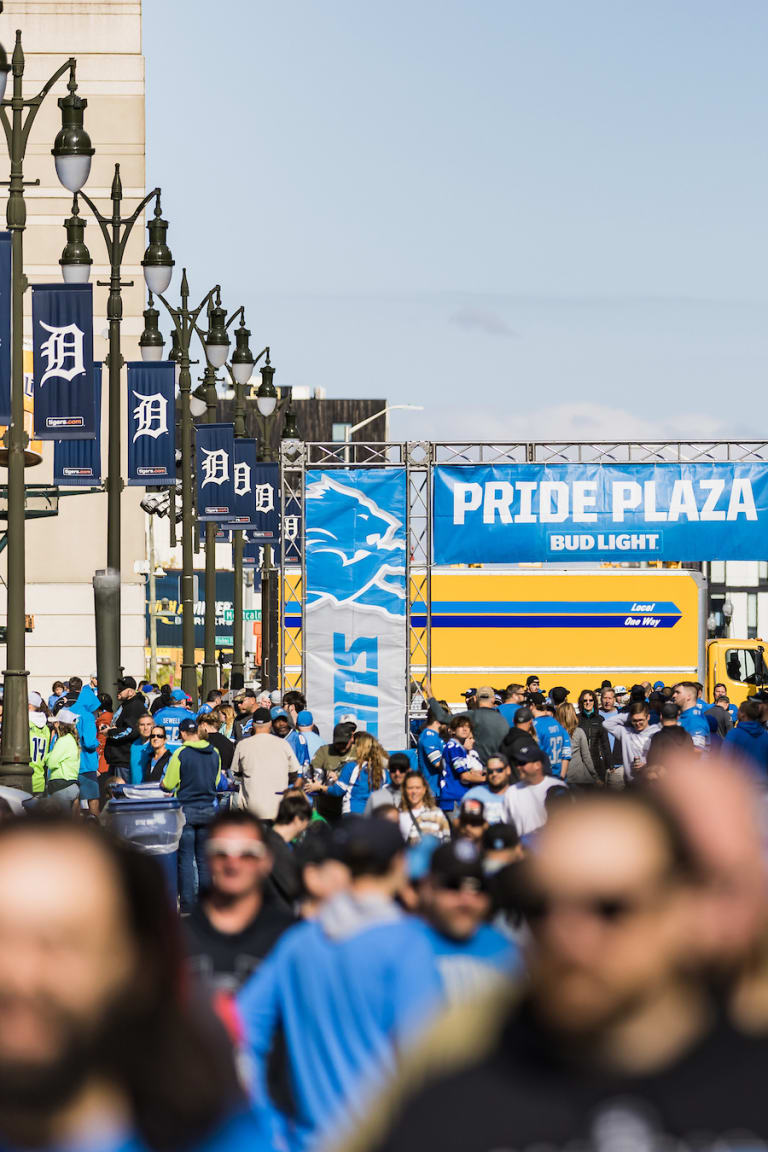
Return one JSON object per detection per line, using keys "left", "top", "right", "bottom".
{"left": 116, "top": 675, "right": 137, "bottom": 691}
{"left": 509, "top": 739, "right": 544, "bottom": 766}
{"left": 601, "top": 679, "right": 612, "bottom": 689}
{"left": 550, "top": 686, "right": 569, "bottom": 706}
{"left": 660, "top": 700, "right": 680, "bottom": 721}
{"left": 514, "top": 705, "right": 533, "bottom": 724}
{"left": 331, "top": 815, "right": 404, "bottom": 873}
{"left": 243, "top": 689, "right": 258, "bottom": 700}
{"left": 333, "top": 721, "right": 357, "bottom": 743}
{"left": 178, "top": 717, "right": 197, "bottom": 734}
{"left": 429, "top": 840, "right": 486, "bottom": 888}
{"left": 527, "top": 691, "right": 545, "bottom": 708}
{"left": 481, "top": 822, "right": 521, "bottom": 853}
{"left": 459, "top": 797, "right": 486, "bottom": 825}
{"left": 525, "top": 675, "right": 540, "bottom": 686}
{"left": 253, "top": 707, "right": 271, "bottom": 724}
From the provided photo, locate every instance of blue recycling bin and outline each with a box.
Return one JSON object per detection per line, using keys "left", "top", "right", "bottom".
{"left": 103, "top": 786, "right": 184, "bottom": 905}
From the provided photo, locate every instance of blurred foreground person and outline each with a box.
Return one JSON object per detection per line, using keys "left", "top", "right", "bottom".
{"left": 341, "top": 791, "right": 768, "bottom": 1152}
{"left": 0, "top": 816, "right": 261, "bottom": 1151}
{"left": 237, "top": 816, "right": 442, "bottom": 1151}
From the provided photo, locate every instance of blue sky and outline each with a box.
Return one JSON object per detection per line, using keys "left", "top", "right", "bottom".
{"left": 143, "top": 1, "right": 768, "bottom": 443}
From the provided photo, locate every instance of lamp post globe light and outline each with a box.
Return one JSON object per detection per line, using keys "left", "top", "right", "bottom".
{"left": 60, "top": 165, "right": 174, "bottom": 705}
{"left": 0, "top": 31, "right": 91, "bottom": 786}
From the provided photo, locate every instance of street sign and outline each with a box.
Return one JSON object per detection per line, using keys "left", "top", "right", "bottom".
{"left": 223, "top": 608, "right": 261, "bottom": 623}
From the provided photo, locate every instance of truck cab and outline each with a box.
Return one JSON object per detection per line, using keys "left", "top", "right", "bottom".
{"left": 706, "top": 638, "right": 768, "bottom": 706}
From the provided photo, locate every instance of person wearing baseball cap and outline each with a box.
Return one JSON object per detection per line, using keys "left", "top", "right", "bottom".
{"left": 454, "top": 797, "right": 489, "bottom": 845}
{"left": 502, "top": 740, "right": 566, "bottom": 837}
{"left": 42, "top": 709, "right": 82, "bottom": 811}
{"left": 422, "top": 680, "right": 510, "bottom": 768}
{"left": 417, "top": 840, "right": 519, "bottom": 1003}
{"left": 161, "top": 715, "right": 222, "bottom": 913}
{"left": 237, "top": 815, "right": 442, "bottom": 1146}
{"left": 286, "top": 710, "right": 323, "bottom": 773}
{"left": 549, "top": 686, "right": 569, "bottom": 707}
{"left": 230, "top": 707, "right": 301, "bottom": 821}
{"left": 233, "top": 689, "right": 261, "bottom": 742}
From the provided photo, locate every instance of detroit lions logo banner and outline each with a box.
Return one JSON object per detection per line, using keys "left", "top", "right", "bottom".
{"left": 196, "top": 422, "right": 235, "bottom": 521}
{"left": 53, "top": 363, "right": 102, "bottom": 485}
{"left": 0, "top": 233, "right": 11, "bottom": 424}
{"left": 127, "top": 361, "right": 176, "bottom": 486}
{"left": 434, "top": 462, "right": 768, "bottom": 564}
{"left": 32, "top": 284, "right": 95, "bottom": 439}
{"left": 304, "top": 468, "right": 407, "bottom": 748}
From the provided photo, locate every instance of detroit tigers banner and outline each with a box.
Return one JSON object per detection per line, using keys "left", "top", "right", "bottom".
{"left": 127, "top": 361, "right": 176, "bottom": 485}
{"left": 433, "top": 462, "right": 768, "bottom": 564}
{"left": 0, "top": 232, "right": 11, "bottom": 424}
{"left": 227, "top": 450, "right": 280, "bottom": 541}
{"left": 304, "top": 468, "right": 407, "bottom": 748}
{"left": 32, "top": 283, "right": 96, "bottom": 439}
{"left": 53, "top": 363, "right": 102, "bottom": 485}
{"left": 196, "top": 422, "right": 235, "bottom": 521}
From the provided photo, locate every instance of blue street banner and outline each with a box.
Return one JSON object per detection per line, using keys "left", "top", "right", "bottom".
{"left": 127, "top": 361, "right": 176, "bottom": 486}
{"left": 433, "top": 462, "right": 768, "bottom": 565}
{"left": 283, "top": 493, "right": 302, "bottom": 565}
{"left": 196, "top": 422, "right": 235, "bottom": 521}
{"left": 305, "top": 468, "right": 407, "bottom": 747}
{"left": 228, "top": 452, "right": 280, "bottom": 541}
{"left": 0, "top": 232, "right": 11, "bottom": 424}
{"left": 32, "top": 283, "right": 96, "bottom": 439}
{"left": 53, "top": 363, "right": 102, "bottom": 485}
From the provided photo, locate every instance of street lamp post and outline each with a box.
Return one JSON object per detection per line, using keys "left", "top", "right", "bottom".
{"left": 343, "top": 403, "right": 424, "bottom": 444}
{"left": 0, "top": 32, "right": 93, "bottom": 784}
{"left": 143, "top": 271, "right": 229, "bottom": 702}
{"left": 60, "top": 165, "right": 174, "bottom": 704}
{"left": 226, "top": 335, "right": 268, "bottom": 690}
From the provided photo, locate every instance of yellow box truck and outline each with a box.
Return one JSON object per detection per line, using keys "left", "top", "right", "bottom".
{"left": 413, "top": 568, "right": 767, "bottom": 707}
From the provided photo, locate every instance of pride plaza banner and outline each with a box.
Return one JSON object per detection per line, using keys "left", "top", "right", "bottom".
{"left": 304, "top": 468, "right": 407, "bottom": 749}
{"left": 433, "top": 462, "right": 768, "bottom": 564}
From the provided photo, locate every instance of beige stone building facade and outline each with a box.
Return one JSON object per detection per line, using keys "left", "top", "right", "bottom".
{"left": 0, "top": 0, "right": 148, "bottom": 691}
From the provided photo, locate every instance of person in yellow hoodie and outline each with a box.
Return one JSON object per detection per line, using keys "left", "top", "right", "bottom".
{"left": 43, "top": 709, "right": 81, "bottom": 811}
{"left": 28, "top": 691, "right": 51, "bottom": 796}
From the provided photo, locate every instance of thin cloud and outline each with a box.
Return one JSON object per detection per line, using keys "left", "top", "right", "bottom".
{"left": 448, "top": 307, "right": 518, "bottom": 339}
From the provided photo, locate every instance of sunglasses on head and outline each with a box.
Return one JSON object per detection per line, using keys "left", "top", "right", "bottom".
{"left": 206, "top": 839, "right": 266, "bottom": 861}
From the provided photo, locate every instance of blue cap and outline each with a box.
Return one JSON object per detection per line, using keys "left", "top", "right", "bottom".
{"left": 296, "top": 710, "right": 313, "bottom": 726}
{"left": 271, "top": 706, "right": 289, "bottom": 720}
{"left": 179, "top": 717, "right": 197, "bottom": 734}
{"left": 653, "top": 680, "right": 665, "bottom": 691}
{"left": 171, "top": 688, "right": 190, "bottom": 702}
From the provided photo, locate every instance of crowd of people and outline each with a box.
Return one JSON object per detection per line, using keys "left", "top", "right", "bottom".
{"left": 7, "top": 667, "right": 768, "bottom": 1151}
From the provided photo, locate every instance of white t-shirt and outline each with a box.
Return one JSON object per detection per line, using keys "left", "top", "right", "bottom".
{"left": 502, "top": 777, "right": 564, "bottom": 836}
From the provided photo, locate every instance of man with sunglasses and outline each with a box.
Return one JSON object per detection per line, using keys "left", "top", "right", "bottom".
{"left": 417, "top": 840, "right": 518, "bottom": 1005}
{"left": 184, "top": 809, "right": 294, "bottom": 996}
{"left": 348, "top": 792, "right": 768, "bottom": 1152}
{"left": 365, "top": 752, "right": 409, "bottom": 814}
{"left": 462, "top": 753, "right": 514, "bottom": 824}
{"left": 502, "top": 741, "right": 566, "bottom": 837}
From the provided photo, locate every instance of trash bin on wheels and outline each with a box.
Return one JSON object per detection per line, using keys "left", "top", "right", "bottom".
{"left": 103, "top": 784, "right": 185, "bottom": 904}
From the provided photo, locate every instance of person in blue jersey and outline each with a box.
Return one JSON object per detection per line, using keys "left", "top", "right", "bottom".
{"left": 327, "top": 731, "right": 389, "bottom": 814}
{"left": 153, "top": 687, "right": 195, "bottom": 752}
{"left": 196, "top": 688, "right": 223, "bottom": 720}
{"left": 0, "top": 815, "right": 261, "bottom": 1152}
{"left": 529, "top": 693, "right": 572, "bottom": 778}
{"left": 462, "top": 752, "right": 515, "bottom": 824}
{"left": 418, "top": 840, "right": 519, "bottom": 1004}
{"left": 672, "top": 681, "right": 711, "bottom": 750}
{"left": 439, "top": 714, "right": 486, "bottom": 814}
{"left": 237, "top": 815, "right": 442, "bottom": 1152}
{"left": 712, "top": 682, "right": 739, "bottom": 726}
{"left": 417, "top": 705, "right": 445, "bottom": 795}
{"left": 722, "top": 697, "right": 768, "bottom": 775}
{"left": 692, "top": 681, "right": 710, "bottom": 716}
{"left": 128, "top": 713, "right": 154, "bottom": 784}
{"left": 286, "top": 709, "right": 323, "bottom": 772}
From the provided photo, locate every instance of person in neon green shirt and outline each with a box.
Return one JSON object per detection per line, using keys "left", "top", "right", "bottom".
{"left": 43, "top": 709, "right": 81, "bottom": 811}
{"left": 28, "top": 691, "right": 51, "bottom": 795}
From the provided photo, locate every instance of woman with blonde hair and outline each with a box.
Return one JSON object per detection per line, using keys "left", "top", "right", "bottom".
{"left": 555, "top": 702, "right": 600, "bottom": 788}
{"left": 398, "top": 771, "right": 451, "bottom": 844}
{"left": 327, "top": 730, "right": 389, "bottom": 814}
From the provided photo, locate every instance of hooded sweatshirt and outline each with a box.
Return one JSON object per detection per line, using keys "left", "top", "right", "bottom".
{"left": 44, "top": 732, "right": 80, "bottom": 782}
{"left": 29, "top": 715, "right": 51, "bottom": 794}
{"left": 723, "top": 720, "right": 768, "bottom": 775}
{"left": 161, "top": 739, "right": 221, "bottom": 805}
{"left": 71, "top": 684, "right": 101, "bottom": 774}
{"left": 237, "top": 891, "right": 443, "bottom": 1151}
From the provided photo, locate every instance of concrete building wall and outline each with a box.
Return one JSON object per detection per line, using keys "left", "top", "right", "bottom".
{"left": 0, "top": 1, "right": 148, "bottom": 678}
